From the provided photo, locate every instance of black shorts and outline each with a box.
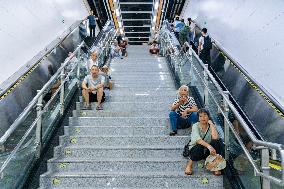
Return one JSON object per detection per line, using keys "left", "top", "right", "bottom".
{"left": 89, "top": 92, "right": 105, "bottom": 102}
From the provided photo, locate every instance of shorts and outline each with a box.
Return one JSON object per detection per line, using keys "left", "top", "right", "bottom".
{"left": 89, "top": 92, "right": 105, "bottom": 102}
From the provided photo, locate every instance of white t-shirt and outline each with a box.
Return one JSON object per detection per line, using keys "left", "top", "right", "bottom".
{"left": 86, "top": 58, "right": 98, "bottom": 71}
{"left": 83, "top": 75, "right": 105, "bottom": 93}
{"left": 199, "top": 34, "right": 208, "bottom": 51}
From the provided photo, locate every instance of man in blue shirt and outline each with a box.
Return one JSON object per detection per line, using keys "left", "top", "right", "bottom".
{"left": 87, "top": 11, "right": 96, "bottom": 38}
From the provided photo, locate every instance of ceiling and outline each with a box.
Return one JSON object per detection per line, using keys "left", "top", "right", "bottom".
{"left": 88, "top": 0, "right": 186, "bottom": 45}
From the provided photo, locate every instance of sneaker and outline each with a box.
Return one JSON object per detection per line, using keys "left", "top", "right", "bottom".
{"left": 96, "top": 104, "right": 103, "bottom": 110}
{"left": 169, "top": 131, "right": 177, "bottom": 136}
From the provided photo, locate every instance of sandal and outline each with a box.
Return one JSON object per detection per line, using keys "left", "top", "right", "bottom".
{"left": 169, "top": 131, "right": 177, "bottom": 136}
{"left": 96, "top": 104, "right": 103, "bottom": 110}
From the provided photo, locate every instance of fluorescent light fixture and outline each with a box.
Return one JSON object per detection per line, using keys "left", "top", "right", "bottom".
{"left": 153, "top": 16, "right": 157, "bottom": 22}
{"left": 116, "top": 9, "right": 120, "bottom": 16}
{"left": 155, "top": 1, "right": 159, "bottom": 9}
{"left": 118, "top": 22, "right": 122, "bottom": 27}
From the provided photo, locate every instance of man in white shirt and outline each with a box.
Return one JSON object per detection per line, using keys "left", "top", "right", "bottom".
{"left": 86, "top": 52, "right": 98, "bottom": 71}
{"left": 198, "top": 28, "right": 212, "bottom": 65}
{"left": 82, "top": 65, "right": 105, "bottom": 110}
{"left": 187, "top": 18, "right": 196, "bottom": 42}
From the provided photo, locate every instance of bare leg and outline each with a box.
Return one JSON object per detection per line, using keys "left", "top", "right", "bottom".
{"left": 185, "top": 160, "right": 193, "bottom": 175}
{"left": 109, "top": 81, "right": 113, "bottom": 90}
{"left": 96, "top": 88, "right": 103, "bottom": 106}
{"left": 82, "top": 89, "right": 90, "bottom": 106}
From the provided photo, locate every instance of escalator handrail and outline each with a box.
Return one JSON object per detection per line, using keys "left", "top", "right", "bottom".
{"left": 0, "top": 21, "right": 115, "bottom": 146}
{"left": 193, "top": 21, "right": 284, "bottom": 119}
{"left": 160, "top": 23, "right": 284, "bottom": 186}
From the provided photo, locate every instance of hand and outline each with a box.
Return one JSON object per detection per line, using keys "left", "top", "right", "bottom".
{"left": 89, "top": 87, "right": 96, "bottom": 92}
{"left": 181, "top": 111, "right": 188, "bottom": 118}
{"left": 208, "top": 145, "right": 216, "bottom": 155}
{"left": 208, "top": 120, "right": 214, "bottom": 126}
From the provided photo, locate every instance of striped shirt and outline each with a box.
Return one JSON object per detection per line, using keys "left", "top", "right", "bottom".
{"left": 173, "top": 96, "right": 197, "bottom": 117}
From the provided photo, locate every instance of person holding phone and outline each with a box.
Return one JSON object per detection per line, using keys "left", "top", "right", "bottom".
{"left": 169, "top": 85, "right": 198, "bottom": 136}
{"left": 184, "top": 108, "right": 223, "bottom": 176}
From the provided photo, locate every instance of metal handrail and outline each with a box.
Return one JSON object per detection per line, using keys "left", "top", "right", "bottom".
{"left": 193, "top": 21, "right": 284, "bottom": 116}
{"left": 0, "top": 21, "right": 116, "bottom": 182}
{"left": 0, "top": 21, "right": 116, "bottom": 146}
{"left": 0, "top": 20, "right": 83, "bottom": 98}
{"left": 160, "top": 25, "right": 284, "bottom": 186}
{"left": 0, "top": 55, "right": 79, "bottom": 176}
{"left": 0, "top": 42, "right": 84, "bottom": 146}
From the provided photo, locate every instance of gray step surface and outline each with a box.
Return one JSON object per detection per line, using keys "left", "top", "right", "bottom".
{"left": 78, "top": 110, "right": 169, "bottom": 117}
{"left": 69, "top": 117, "right": 169, "bottom": 127}
{"left": 40, "top": 171, "right": 223, "bottom": 188}
{"left": 59, "top": 135, "right": 189, "bottom": 147}
{"left": 47, "top": 158, "right": 189, "bottom": 173}
{"left": 86, "top": 101, "right": 172, "bottom": 111}
{"left": 54, "top": 146, "right": 183, "bottom": 159}
{"left": 64, "top": 125, "right": 169, "bottom": 136}
{"left": 39, "top": 45, "right": 223, "bottom": 189}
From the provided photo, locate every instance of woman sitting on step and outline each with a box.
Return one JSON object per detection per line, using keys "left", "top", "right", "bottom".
{"left": 184, "top": 108, "right": 223, "bottom": 176}
{"left": 169, "top": 85, "right": 198, "bottom": 136}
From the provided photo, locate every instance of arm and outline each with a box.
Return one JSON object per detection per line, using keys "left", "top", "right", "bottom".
{"left": 185, "top": 105, "right": 198, "bottom": 113}
{"left": 198, "top": 42, "right": 202, "bottom": 55}
{"left": 170, "top": 99, "right": 181, "bottom": 111}
{"left": 208, "top": 120, "right": 219, "bottom": 140}
{"left": 82, "top": 81, "right": 89, "bottom": 90}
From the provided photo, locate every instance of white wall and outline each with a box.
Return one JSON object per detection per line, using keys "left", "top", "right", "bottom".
{"left": 181, "top": 0, "right": 284, "bottom": 107}
{"left": 0, "top": 0, "right": 89, "bottom": 85}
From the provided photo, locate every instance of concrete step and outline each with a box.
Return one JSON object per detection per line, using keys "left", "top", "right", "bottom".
{"left": 64, "top": 125, "right": 168, "bottom": 136}
{"left": 59, "top": 135, "right": 189, "bottom": 147}
{"left": 40, "top": 171, "right": 223, "bottom": 188}
{"left": 85, "top": 102, "right": 171, "bottom": 111}
{"left": 55, "top": 146, "right": 183, "bottom": 159}
{"left": 47, "top": 158, "right": 190, "bottom": 173}
{"left": 114, "top": 82, "right": 175, "bottom": 88}
{"left": 69, "top": 117, "right": 169, "bottom": 127}
{"left": 112, "top": 78, "right": 174, "bottom": 83}
{"left": 106, "top": 94, "right": 176, "bottom": 102}
{"left": 109, "top": 89, "right": 177, "bottom": 96}
{"left": 77, "top": 110, "right": 169, "bottom": 118}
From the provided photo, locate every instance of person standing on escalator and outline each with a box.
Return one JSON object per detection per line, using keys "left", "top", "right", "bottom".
{"left": 198, "top": 28, "right": 212, "bottom": 65}
{"left": 87, "top": 10, "right": 97, "bottom": 38}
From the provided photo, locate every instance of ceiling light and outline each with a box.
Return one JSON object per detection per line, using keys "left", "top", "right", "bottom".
{"left": 155, "top": 1, "right": 159, "bottom": 9}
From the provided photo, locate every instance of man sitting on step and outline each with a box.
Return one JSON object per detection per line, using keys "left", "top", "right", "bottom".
{"left": 82, "top": 65, "right": 105, "bottom": 110}
{"left": 169, "top": 85, "right": 198, "bottom": 136}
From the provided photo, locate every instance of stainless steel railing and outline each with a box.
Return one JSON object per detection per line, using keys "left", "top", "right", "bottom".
{"left": 160, "top": 23, "right": 284, "bottom": 188}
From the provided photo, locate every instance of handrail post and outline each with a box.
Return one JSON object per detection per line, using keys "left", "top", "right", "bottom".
{"left": 35, "top": 90, "right": 43, "bottom": 158}
{"left": 60, "top": 64, "right": 65, "bottom": 115}
{"left": 203, "top": 64, "right": 209, "bottom": 107}
{"left": 223, "top": 91, "right": 230, "bottom": 160}
{"left": 261, "top": 148, "right": 271, "bottom": 189}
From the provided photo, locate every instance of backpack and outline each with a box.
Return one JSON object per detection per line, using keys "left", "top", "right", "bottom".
{"left": 203, "top": 36, "right": 212, "bottom": 51}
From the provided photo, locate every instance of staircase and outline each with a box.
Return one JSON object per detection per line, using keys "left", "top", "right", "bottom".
{"left": 39, "top": 46, "right": 223, "bottom": 188}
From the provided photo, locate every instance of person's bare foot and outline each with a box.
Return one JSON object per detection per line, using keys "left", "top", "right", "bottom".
{"left": 185, "top": 160, "right": 193, "bottom": 175}
{"left": 213, "top": 170, "right": 222, "bottom": 176}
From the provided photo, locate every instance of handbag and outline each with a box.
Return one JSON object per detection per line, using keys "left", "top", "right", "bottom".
{"left": 205, "top": 154, "right": 226, "bottom": 171}
{"left": 183, "top": 125, "right": 210, "bottom": 157}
